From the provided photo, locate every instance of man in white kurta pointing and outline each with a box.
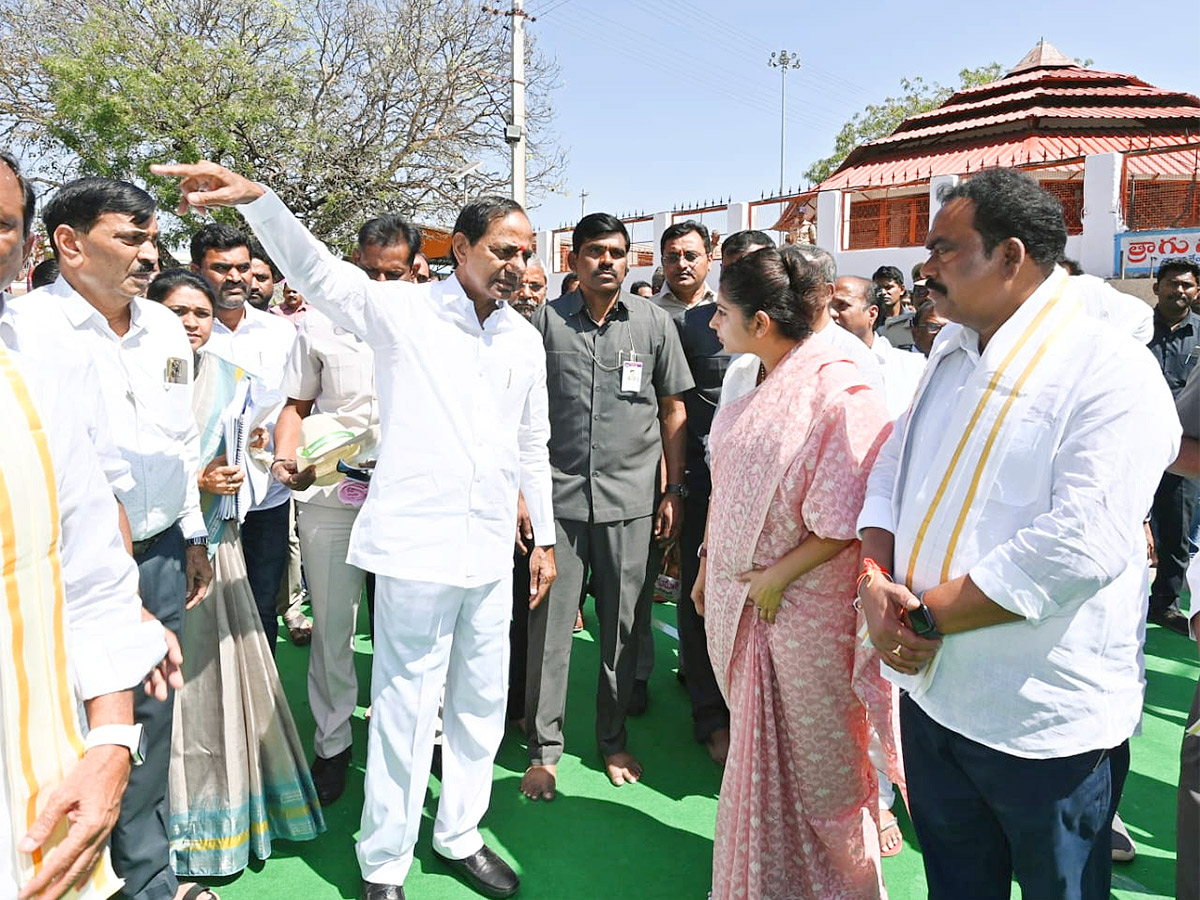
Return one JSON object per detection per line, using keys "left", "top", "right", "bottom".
{"left": 154, "top": 162, "right": 556, "bottom": 900}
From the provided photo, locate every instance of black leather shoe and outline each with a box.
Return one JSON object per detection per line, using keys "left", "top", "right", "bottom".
{"left": 627, "top": 678, "right": 649, "bottom": 717}
{"left": 311, "top": 746, "right": 352, "bottom": 806}
{"left": 361, "top": 881, "right": 405, "bottom": 900}
{"left": 434, "top": 845, "right": 519, "bottom": 898}
{"left": 1148, "top": 605, "right": 1191, "bottom": 636}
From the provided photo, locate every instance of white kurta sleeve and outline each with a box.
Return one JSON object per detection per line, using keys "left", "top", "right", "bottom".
{"left": 240, "top": 190, "right": 376, "bottom": 341}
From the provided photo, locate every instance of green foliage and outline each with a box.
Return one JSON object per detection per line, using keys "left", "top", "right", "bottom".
{"left": 0, "top": 0, "right": 563, "bottom": 246}
{"left": 803, "top": 63, "right": 1004, "bottom": 186}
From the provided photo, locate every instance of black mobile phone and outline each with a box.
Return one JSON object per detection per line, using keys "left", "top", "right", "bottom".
{"left": 336, "top": 459, "right": 374, "bottom": 483}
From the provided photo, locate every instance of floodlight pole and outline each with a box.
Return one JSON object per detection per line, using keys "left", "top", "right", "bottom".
{"left": 768, "top": 49, "right": 802, "bottom": 195}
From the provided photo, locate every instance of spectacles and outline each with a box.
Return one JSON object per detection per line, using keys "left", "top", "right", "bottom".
{"left": 663, "top": 251, "right": 704, "bottom": 265}
{"left": 916, "top": 322, "right": 944, "bottom": 334}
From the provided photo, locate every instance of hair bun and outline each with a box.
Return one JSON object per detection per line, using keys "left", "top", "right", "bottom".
{"left": 778, "top": 245, "right": 811, "bottom": 292}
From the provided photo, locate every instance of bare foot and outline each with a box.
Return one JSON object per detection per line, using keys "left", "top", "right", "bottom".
{"left": 705, "top": 728, "right": 730, "bottom": 766}
{"left": 879, "top": 807, "right": 903, "bottom": 857}
{"left": 521, "top": 764, "right": 557, "bottom": 801}
{"left": 604, "top": 751, "right": 643, "bottom": 786}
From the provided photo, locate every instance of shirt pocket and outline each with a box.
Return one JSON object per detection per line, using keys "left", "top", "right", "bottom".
{"left": 142, "top": 381, "right": 193, "bottom": 441}
{"left": 326, "top": 354, "right": 369, "bottom": 404}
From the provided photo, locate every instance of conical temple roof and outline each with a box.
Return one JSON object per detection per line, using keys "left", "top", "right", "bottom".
{"left": 1007, "top": 39, "right": 1076, "bottom": 76}
{"left": 810, "top": 44, "right": 1200, "bottom": 193}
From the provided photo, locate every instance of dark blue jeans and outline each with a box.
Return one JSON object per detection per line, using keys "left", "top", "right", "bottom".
{"left": 901, "top": 694, "right": 1127, "bottom": 900}
{"left": 241, "top": 501, "right": 291, "bottom": 654}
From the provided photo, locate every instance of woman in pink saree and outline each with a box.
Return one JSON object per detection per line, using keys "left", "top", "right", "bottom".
{"left": 694, "top": 247, "right": 903, "bottom": 899}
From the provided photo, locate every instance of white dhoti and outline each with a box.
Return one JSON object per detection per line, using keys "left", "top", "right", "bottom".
{"left": 356, "top": 575, "right": 511, "bottom": 886}
{"left": 297, "top": 501, "right": 367, "bottom": 758}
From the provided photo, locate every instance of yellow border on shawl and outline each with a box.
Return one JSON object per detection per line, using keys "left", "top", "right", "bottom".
{"left": 0, "top": 437, "right": 41, "bottom": 868}
{"left": 938, "top": 307, "right": 1079, "bottom": 583}
{"left": 0, "top": 352, "right": 83, "bottom": 760}
{"left": 904, "top": 280, "right": 1069, "bottom": 588}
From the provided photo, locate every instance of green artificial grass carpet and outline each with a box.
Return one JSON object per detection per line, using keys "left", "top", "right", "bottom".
{"left": 208, "top": 599, "right": 1193, "bottom": 899}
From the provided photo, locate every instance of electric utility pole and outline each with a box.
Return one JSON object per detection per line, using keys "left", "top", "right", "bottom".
{"left": 486, "top": 2, "right": 533, "bottom": 207}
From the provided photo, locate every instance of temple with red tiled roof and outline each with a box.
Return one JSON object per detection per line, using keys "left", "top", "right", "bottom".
{"left": 533, "top": 43, "right": 1199, "bottom": 286}
{"left": 768, "top": 41, "right": 1200, "bottom": 279}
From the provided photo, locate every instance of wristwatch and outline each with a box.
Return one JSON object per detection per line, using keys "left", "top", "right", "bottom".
{"left": 908, "top": 596, "right": 942, "bottom": 639}
{"left": 665, "top": 483, "right": 689, "bottom": 499}
{"left": 185, "top": 535, "right": 208, "bottom": 548}
{"left": 83, "top": 723, "right": 146, "bottom": 766}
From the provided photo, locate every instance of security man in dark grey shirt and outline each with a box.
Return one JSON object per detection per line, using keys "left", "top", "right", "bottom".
{"left": 522, "top": 213, "right": 693, "bottom": 801}
{"left": 1146, "top": 257, "right": 1200, "bottom": 634}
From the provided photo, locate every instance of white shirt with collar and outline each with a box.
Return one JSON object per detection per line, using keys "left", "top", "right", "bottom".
{"left": 241, "top": 189, "right": 554, "bottom": 587}
{"left": 0, "top": 291, "right": 134, "bottom": 496}
{"left": 1071, "top": 273, "right": 1153, "bottom": 343}
{"left": 814, "top": 317, "right": 885, "bottom": 394}
{"left": 10, "top": 278, "right": 205, "bottom": 542}
{"left": 208, "top": 302, "right": 298, "bottom": 511}
{"left": 857, "top": 267, "right": 1180, "bottom": 758}
{"left": 869, "top": 333, "right": 926, "bottom": 419}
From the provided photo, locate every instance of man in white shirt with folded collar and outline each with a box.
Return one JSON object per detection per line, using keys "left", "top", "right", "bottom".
{"left": 11, "top": 176, "right": 211, "bottom": 900}
{"left": 190, "top": 221, "right": 298, "bottom": 651}
{"left": 856, "top": 168, "right": 1179, "bottom": 899}
{"left": 155, "top": 160, "right": 556, "bottom": 900}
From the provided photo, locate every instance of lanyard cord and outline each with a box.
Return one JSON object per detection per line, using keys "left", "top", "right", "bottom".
{"left": 572, "top": 305, "right": 637, "bottom": 371}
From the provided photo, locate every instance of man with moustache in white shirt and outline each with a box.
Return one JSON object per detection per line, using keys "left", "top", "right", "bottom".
{"left": 155, "top": 160, "right": 556, "bottom": 900}
{"left": 12, "top": 176, "right": 210, "bottom": 900}
{"left": 856, "top": 168, "right": 1179, "bottom": 899}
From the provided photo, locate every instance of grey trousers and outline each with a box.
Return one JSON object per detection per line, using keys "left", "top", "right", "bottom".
{"left": 275, "top": 498, "right": 307, "bottom": 618}
{"left": 1180, "top": 676, "right": 1200, "bottom": 900}
{"left": 526, "top": 516, "right": 655, "bottom": 764}
{"left": 113, "top": 525, "right": 185, "bottom": 900}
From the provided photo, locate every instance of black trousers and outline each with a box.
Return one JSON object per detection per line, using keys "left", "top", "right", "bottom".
{"left": 241, "top": 501, "right": 291, "bottom": 653}
{"left": 677, "top": 488, "right": 729, "bottom": 743}
{"left": 113, "top": 526, "right": 186, "bottom": 900}
{"left": 508, "top": 550, "right": 532, "bottom": 721}
{"left": 1150, "top": 471, "right": 1198, "bottom": 610}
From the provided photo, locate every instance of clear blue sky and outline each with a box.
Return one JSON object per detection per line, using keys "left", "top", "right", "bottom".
{"left": 521, "top": 0, "right": 1200, "bottom": 232}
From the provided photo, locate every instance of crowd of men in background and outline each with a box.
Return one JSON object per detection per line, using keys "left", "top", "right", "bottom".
{"left": 1, "top": 149, "right": 1198, "bottom": 900}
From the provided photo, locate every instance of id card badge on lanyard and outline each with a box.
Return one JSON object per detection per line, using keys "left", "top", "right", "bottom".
{"left": 619, "top": 348, "right": 643, "bottom": 393}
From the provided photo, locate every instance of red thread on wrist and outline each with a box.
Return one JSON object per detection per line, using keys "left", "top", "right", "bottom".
{"left": 856, "top": 558, "right": 893, "bottom": 594}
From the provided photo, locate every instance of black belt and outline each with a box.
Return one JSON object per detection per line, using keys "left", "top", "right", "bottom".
{"left": 131, "top": 526, "right": 171, "bottom": 557}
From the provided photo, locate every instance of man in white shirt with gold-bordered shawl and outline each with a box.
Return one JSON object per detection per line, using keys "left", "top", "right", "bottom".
{"left": 855, "top": 168, "right": 1180, "bottom": 900}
